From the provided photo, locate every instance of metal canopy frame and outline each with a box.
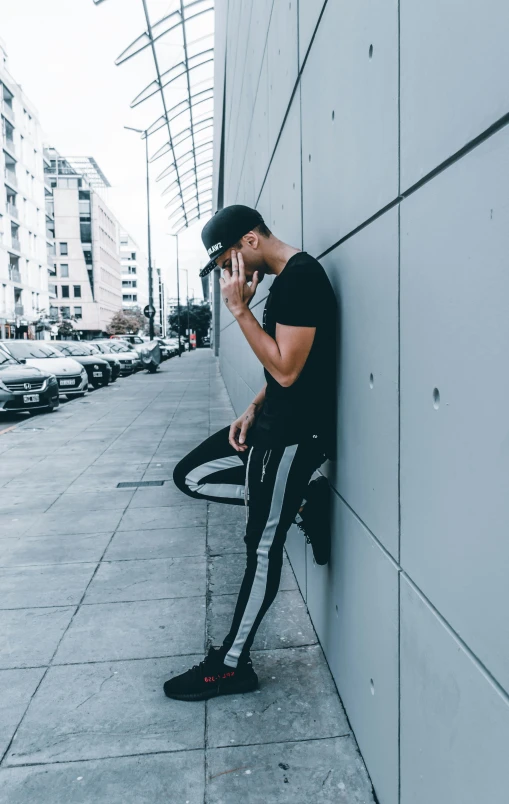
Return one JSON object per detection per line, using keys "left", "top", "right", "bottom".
{"left": 92, "top": 0, "right": 214, "bottom": 234}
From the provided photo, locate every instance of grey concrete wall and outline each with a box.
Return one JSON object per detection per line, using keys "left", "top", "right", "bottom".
{"left": 212, "top": 2, "right": 509, "bottom": 802}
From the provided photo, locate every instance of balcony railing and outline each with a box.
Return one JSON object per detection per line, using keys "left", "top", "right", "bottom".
{"left": 2, "top": 101, "right": 14, "bottom": 122}
{"left": 11, "top": 237, "right": 21, "bottom": 251}
{"left": 9, "top": 266, "right": 21, "bottom": 283}
{"left": 7, "top": 202, "right": 18, "bottom": 220}
{"left": 14, "top": 303, "right": 24, "bottom": 315}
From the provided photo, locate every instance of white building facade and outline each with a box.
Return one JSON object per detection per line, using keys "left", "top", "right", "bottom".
{"left": 45, "top": 150, "right": 122, "bottom": 338}
{"left": 120, "top": 230, "right": 148, "bottom": 313}
{"left": 0, "top": 41, "right": 52, "bottom": 340}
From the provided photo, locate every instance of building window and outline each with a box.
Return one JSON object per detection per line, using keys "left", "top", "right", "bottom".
{"left": 49, "top": 263, "right": 57, "bottom": 277}
{"left": 74, "top": 306, "right": 82, "bottom": 319}
{"left": 60, "top": 306, "right": 71, "bottom": 319}
{"left": 61, "top": 285, "right": 70, "bottom": 298}
{"left": 128, "top": 265, "right": 137, "bottom": 274}
{"left": 59, "top": 242, "right": 68, "bottom": 256}
{"left": 60, "top": 264, "right": 69, "bottom": 278}
{"left": 83, "top": 249, "right": 92, "bottom": 265}
{"left": 131, "top": 252, "right": 136, "bottom": 260}
{"left": 73, "top": 285, "right": 81, "bottom": 298}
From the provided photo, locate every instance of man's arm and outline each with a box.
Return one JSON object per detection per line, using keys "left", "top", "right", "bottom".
{"left": 235, "top": 313, "right": 315, "bottom": 387}
{"left": 229, "top": 384, "right": 266, "bottom": 452}
{"left": 251, "top": 384, "right": 267, "bottom": 409}
{"left": 221, "top": 250, "right": 315, "bottom": 387}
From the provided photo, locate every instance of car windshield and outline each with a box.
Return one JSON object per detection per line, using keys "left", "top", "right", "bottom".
{"left": 0, "top": 348, "right": 18, "bottom": 367}
{"left": 58, "top": 343, "right": 94, "bottom": 357}
{"left": 91, "top": 343, "right": 111, "bottom": 354}
{"left": 5, "top": 342, "right": 62, "bottom": 360}
{"left": 108, "top": 342, "right": 131, "bottom": 353}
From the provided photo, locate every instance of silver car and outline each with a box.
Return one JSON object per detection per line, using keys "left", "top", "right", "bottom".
{"left": 0, "top": 341, "right": 88, "bottom": 398}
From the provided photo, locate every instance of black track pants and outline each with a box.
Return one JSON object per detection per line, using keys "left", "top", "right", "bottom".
{"left": 173, "top": 426, "right": 325, "bottom": 667}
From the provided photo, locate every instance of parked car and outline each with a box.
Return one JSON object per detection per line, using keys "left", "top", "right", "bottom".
{"left": 91, "top": 340, "right": 140, "bottom": 374}
{"left": 159, "top": 338, "right": 179, "bottom": 358}
{"left": 87, "top": 344, "right": 121, "bottom": 381}
{"left": 55, "top": 342, "right": 112, "bottom": 388}
{"left": 110, "top": 334, "right": 145, "bottom": 346}
{"left": 0, "top": 341, "right": 88, "bottom": 398}
{"left": 0, "top": 347, "right": 59, "bottom": 414}
{"left": 200, "top": 336, "right": 210, "bottom": 348}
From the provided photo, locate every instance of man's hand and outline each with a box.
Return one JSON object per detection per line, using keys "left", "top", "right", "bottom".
{"left": 229, "top": 403, "right": 257, "bottom": 452}
{"left": 220, "top": 250, "right": 259, "bottom": 317}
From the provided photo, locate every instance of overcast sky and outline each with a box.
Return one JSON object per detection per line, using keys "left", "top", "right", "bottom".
{"left": 0, "top": 0, "right": 210, "bottom": 300}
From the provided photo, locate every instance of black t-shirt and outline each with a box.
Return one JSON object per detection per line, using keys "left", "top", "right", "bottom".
{"left": 252, "top": 251, "right": 337, "bottom": 457}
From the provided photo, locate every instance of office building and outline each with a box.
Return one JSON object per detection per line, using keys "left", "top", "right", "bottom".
{"left": 0, "top": 40, "right": 52, "bottom": 339}
{"left": 45, "top": 149, "right": 122, "bottom": 338}
{"left": 119, "top": 230, "right": 148, "bottom": 312}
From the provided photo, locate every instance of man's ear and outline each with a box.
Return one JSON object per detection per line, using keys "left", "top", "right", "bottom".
{"left": 243, "top": 231, "right": 259, "bottom": 250}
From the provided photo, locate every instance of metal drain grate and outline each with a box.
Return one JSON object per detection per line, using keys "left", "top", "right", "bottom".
{"left": 117, "top": 480, "right": 165, "bottom": 488}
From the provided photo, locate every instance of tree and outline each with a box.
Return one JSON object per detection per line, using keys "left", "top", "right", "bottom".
{"left": 168, "top": 302, "right": 211, "bottom": 345}
{"left": 107, "top": 307, "right": 146, "bottom": 335}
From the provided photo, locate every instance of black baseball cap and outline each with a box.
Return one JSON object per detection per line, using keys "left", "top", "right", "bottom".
{"left": 199, "top": 205, "right": 264, "bottom": 277}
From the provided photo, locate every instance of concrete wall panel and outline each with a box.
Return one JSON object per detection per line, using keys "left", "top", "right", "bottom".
{"left": 267, "top": 0, "right": 299, "bottom": 156}
{"left": 264, "top": 88, "right": 302, "bottom": 248}
{"left": 306, "top": 492, "right": 399, "bottom": 804}
{"left": 298, "top": 0, "right": 326, "bottom": 67}
{"left": 400, "top": 0, "right": 509, "bottom": 189}
{"left": 400, "top": 128, "right": 509, "bottom": 691}
{"left": 322, "top": 209, "right": 399, "bottom": 558}
{"left": 400, "top": 578, "right": 509, "bottom": 804}
{"left": 285, "top": 524, "right": 307, "bottom": 600}
{"left": 301, "top": 0, "right": 398, "bottom": 257}
{"left": 250, "top": 52, "right": 271, "bottom": 201}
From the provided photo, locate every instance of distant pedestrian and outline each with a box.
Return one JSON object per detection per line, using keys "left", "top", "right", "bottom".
{"left": 165, "top": 205, "right": 337, "bottom": 701}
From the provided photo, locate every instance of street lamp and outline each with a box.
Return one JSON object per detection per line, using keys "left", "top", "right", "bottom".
{"left": 168, "top": 233, "right": 182, "bottom": 356}
{"left": 124, "top": 125, "right": 155, "bottom": 340}
{"left": 181, "top": 268, "right": 191, "bottom": 346}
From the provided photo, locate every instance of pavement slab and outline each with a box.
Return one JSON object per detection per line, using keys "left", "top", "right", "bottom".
{"left": 0, "top": 351, "right": 373, "bottom": 803}
{"left": 0, "top": 607, "right": 76, "bottom": 669}
{"left": 207, "top": 591, "right": 317, "bottom": 652}
{"left": 54, "top": 597, "right": 206, "bottom": 664}
{"left": 207, "top": 737, "right": 375, "bottom": 804}
{"left": 0, "top": 563, "right": 96, "bottom": 609}
{"left": 0, "top": 532, "right": 113, "bottom": 568}
{"left": 0, "top": 753, "right": 205, "bottom": 804}
{"left": 5, "top": 657, "right": 205, "bottom": 765}
{"left": 209, "top": 553, "right": 297, "bottom": 596}
{"left": 84, "top": 556, "right": 206, "bottom": 604}
{"left": 0, "top": 668, "right": 45, "bottom": 756}
{"left": 206, "top": 647, "right": 349, "bottom": 748}
{"left": 118, "top": 503, "right": 206, "bottom": 531}
{"left": 103, "top": 526, "right": 206, "bottom": 561}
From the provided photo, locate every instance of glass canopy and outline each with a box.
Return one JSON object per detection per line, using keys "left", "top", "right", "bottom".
{"left": 93, "top": 0, "right": 214, "bottom": 234}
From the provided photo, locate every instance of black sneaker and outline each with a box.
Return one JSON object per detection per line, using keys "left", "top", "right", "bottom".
{"left": 295, "top": 475, "right": 331, "bottom": 565}
{"left": 163, "top": 647, "right": 259, "bottom": 701}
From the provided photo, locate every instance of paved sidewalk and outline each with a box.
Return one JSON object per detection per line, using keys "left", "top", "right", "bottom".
{"left": 0, "top": 350, "right": 374, "bottom": 803}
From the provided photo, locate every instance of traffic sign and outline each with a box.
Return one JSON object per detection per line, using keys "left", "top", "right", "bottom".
{"left": 144, "top": 304, "right": 156, "bottom": 318}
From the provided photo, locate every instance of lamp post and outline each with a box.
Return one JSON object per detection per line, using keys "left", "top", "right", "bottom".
{"left": 125, "top": 125, "right": 155, "bottom": 340}
{"left": 168, "top": 233, "right": 182, "bottom": 356}
{"left": 182, "top": 268, "right": 190, "bottom": 345}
